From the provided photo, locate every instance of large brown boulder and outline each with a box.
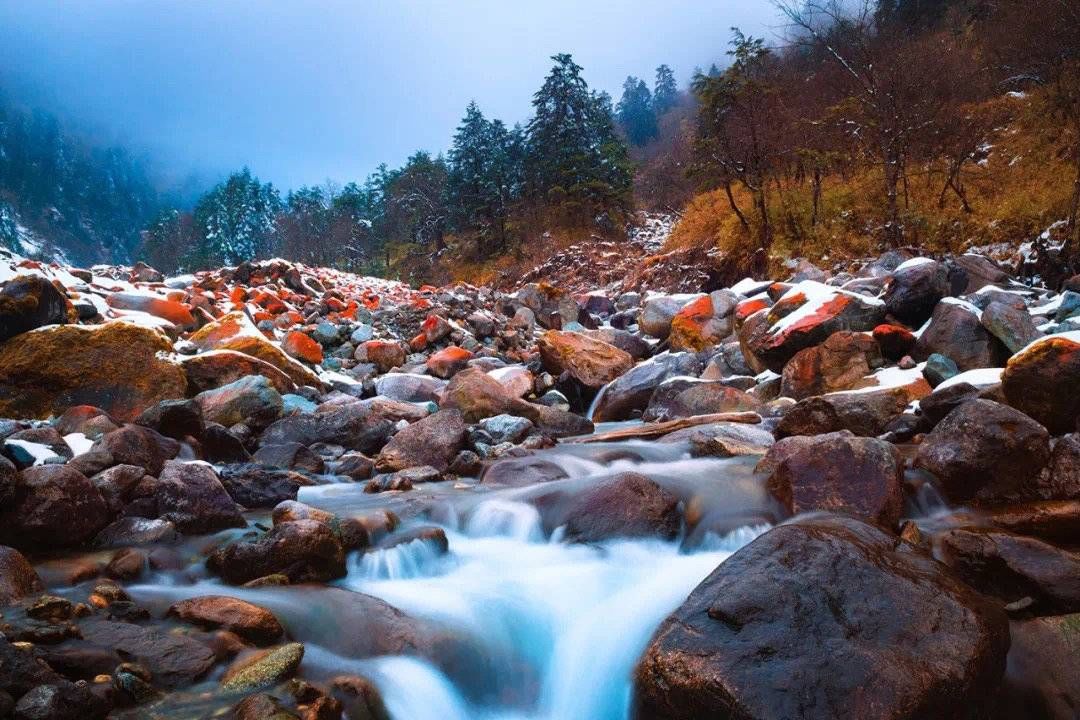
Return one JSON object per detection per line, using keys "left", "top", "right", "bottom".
{"left": 206, "top": 519, "right": 346, "bottom": 584}
{"left": 168, "top": 596, "right": 284, "bottom": 645}
{"left": 217, "top": 463, "right": 314, "bottom": 509}
{"left": 181, "top": 349, "right": 296, "bottom": 394}
{"left": 0, "top": 465, "right": 110, "bottom": 551}
{"left": 1001, "top": 331, "right": 1080, "bottom": 435}
{"left": 758, "top": 432, "right": 905, "bottom": 527}
{"left": 528, "top": 471, "right": 680, "bottom": 543}
{"left": 915, "top": 399, "right": 1051, "bottom": 506}
{"left": 105, "top": 291, "right": 195, "bottom": 329}
{"left": 0, "top": 321, "right": 186, "bottom": 421}
{"left": 154, "top": 460, "right": 246, "bottom": 534}
{"left": 739, "top": 282, "right": 886, "bottom": 372}
{"left": 642, "top": 379, "right": 760, "bottom": 422}
{"left": 79, "top": 619, "right": 215, "bottom": 689}
{"left": 189, "top": 311, "right": 322, "bottom": 389}
{"left": 633, "top": 514, "right": 1010, "bottom": 720}
{"left": 441, "top": 368, "right": 520, "bottom": 422}
{"left": 194, "top": 374, "right": 283, "bottom": 429}
{"left": 260, "top": 402, "right": 396, "bottom": 454}
{"left": 997, "top": 613, "right": 1080, "bottom": 720}
{"left": 536, "top": 330, "right": 633, "bottom": 389}
{"left": 375, "top": 409, "right": 467, "bottom": 473}
{"left": 590, "top": 353, "right": 702, "bottom": 423}
{"left": 0, "top": 274, "right": 72, "bottom": 343}
{"left": 913, "top": 299, "right": 1010, "bottom": 372}
{"left": 780, "top": 330, "right": 883, "bottom": 399}
{"left": 882, "top": 258, "right": 949, "bottom": 326}
{"left": 934, "top": 526, "right": 1080, "bottom": 615}
{"left": 91, "top": 423, "right": 180, "bottom": 475}
{"left": 775, "top": 388, "right": 909, "bottom": 437}
{"left": 0, "top": 545, "right": 43, "bottom": 605}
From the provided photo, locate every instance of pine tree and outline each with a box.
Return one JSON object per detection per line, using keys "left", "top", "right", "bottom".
{"left": 140, "top": 208, "right": 194, "bottom": 273}
{"left": 653, "top": 64, "right": 679, "bottom": 116}
{"left": 525, "top": 53, "right": 633, "bottom": 226}
{"left": 191, "top": 168, "right": 281, "bottom": 267}
{"left": 446, "top": 101, "right": 494, "bottom": 232}
{"left": 617, "top": 76, "right": 658, "bottom": 146}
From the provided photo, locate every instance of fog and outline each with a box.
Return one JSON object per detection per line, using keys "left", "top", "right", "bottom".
{"left": 0, "top": 0, "right": 779, "bottom": 190}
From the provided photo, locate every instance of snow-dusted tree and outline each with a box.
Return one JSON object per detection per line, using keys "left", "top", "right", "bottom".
{"left": 140, "top": 208, "right": 195, "bottom": 273}
{"left": 191, "top": 168, "right": 281, "bottom": 266}
{"left": 278, "top": 185, "right": 333, "bottom": 265}
{"left": 653, "top": 64, "right": 679, "bottom": 116}
{"left": 616, "top": 76, "right": 657, "bottom": 146}
{"left": 0, "top": 200, "right": 18, "bottom": 252}
{"left": 525, "top": 53, "right": 633, "bottom": 227}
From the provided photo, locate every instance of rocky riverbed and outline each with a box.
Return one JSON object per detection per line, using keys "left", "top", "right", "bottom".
{"left": 0, "top": 246, "right": 1078, "bottom": 719}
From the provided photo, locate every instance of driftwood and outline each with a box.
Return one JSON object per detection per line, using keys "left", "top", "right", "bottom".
{"left": 566, "top": 412, "right": 762, "bottom": 444}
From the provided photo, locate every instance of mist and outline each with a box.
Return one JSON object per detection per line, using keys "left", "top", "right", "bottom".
{"left": 0, "top": 0, "right": 779, "bottom": 191}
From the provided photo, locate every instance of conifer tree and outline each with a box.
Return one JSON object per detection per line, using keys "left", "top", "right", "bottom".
{"left": 191, "top": 168, "right": 281, "bottom": 266}
{"left": 616, "top": 76, "right": 658, "bottom": 146}
{"left": 653, "top": 64, "right": 679, "bottom": 116}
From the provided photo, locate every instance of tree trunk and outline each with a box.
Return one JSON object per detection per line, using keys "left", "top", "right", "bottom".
{"left": 753, "top": 186, "right": 772, "bottom": 276}
{"left": 724, "top": 180, "right": 750, "bottom": 231}
{"left": 1063, "top": 148, "right": 1080, "bottom": 272}
{"left": 883, "top": 151, "right": 903, "bottom": 248}
{"left": 811, "top": 167, "right": 822, "bottom": 228}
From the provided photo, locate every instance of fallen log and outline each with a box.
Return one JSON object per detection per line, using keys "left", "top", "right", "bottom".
{"left": 565, "top": 412, "right": 762, "bottom": 444}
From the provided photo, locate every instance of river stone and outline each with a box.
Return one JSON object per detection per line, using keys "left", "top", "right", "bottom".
{"left": 536, "top": 330, "right": 633, "bottom": 389}
{"left": 590, "top": 353, "right": 702, "bottom": 423}
{"left": 206, "top": 519, "right": 346, "bottom": 584}
{"left": 91, "top": 423, "right": 180, "bottom": 476}
{"left": 0, "top": 321, "right": 187, "bottom": 421}
{"left": 155, "top": 460, "right": 246, "bottom": 534}
{"left": 759, "top": 432, "right": 905, "bottom": 527}
{"left": 980, "top": 300, "right": 1041, "bottom": 354}
{"left": 220, "top": 642, "right": 305, "bottom": 693}
{"left": 536, "top": 471, "right": 680, "bottom": 543}
{"left": 195, "top": 374, "right": 284, "bottom": 429}
{"left": 913, "top": 300, "right": 1009, "bottom": 372}
{"left": 12, "top": 679, "right": 110, "bottom": 720}
{"left": 1001, "top": 331, "right": 1080, "bottom": 435}
{"left": 441, "top": 368, "right": 520, "bottom": 422}
{"left": 882, "top": 259, "right": 949, "bottom": 326}
{"left": 0, "top": 275, "right": 71, "bottom": 343}
{"left": 251, "top": 443, "right": 324, "bottom": 474}
{"left": 168, "top": 596, "right": 284, "bottom": 645}
{"left": 375, "top": 409, "right": 467, "bottom": 473}
{"left": 997, "top": 613, "right": 1080, "bottom": 719}
{"left": 775, "top": 388, "right": 909, "bottom": 438}
{"left": 217, "top": 463, "right": 314, "bottom": 509}
{"left": 79, "top": 619, "right": 216, "bottom": 689}
{"left": 261, "top": 402, "right": 395, "bottom": 455}
{"left": 633, "top": 514, "right": 1009, "bottom": 720}
{"left": 181, "top": 350, "right": 297, "bottom": 395}
{"left": 0, "top": 545, "right": 43, "bottom": 605}
{"left": 934, "top": 526, "right": 1080, "bottom": 615}
{"left": 0, "top": 465, "right": 110, "bottom": 551}
{"left": 642, "top": 378, "right": 760, "bottom": 422}
{"left": 915, "top": 399, "right": 1051, "bottom": 506}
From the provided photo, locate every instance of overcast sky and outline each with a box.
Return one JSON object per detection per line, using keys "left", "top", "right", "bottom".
{"left": 0, "top": 0, "right": 779, "bottom": 191}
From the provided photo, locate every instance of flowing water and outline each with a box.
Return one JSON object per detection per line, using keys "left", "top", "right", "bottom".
{"left": 125, "top": 441, "right": 780, "bottom": 720}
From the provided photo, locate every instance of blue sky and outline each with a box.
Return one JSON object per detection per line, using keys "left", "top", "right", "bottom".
{"left": 0, "top": 0, "right": 778, "bottom": 191}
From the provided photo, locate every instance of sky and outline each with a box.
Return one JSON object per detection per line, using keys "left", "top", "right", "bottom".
{"left": 0, "top": 0, "right": 779, "bottom": 192}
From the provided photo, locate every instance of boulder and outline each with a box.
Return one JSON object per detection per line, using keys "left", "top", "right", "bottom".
{"left": 0, "top": 322, "right": 186, "bottom": 421}
{"left": 105, "top": 291, "right": 195, "bottom": 329}
{"left": 0, "top": 275, "right": 71, "bottom": 343}
{"left": 0, "top": 545, "right": 43, "bottom": 605}
{"left": 0, "top": 465, "right": 110, "bottom": 551}
{"left": 189, "top": 312, "right": 322, "bottom": 389}
{"left": 915, "top": 399, "right": 1051, "bottom": 505}
{"left": 739, "top": 282, "right": 886, "bottom": 372}
{"left": 218, "top": 463, "right": 314, "bottom": 509}
{"left": 79, "top": 619, "right": 215, "bottom": 689}
{"left": 980, "top": 301, "right": 1041, "bottom": 354}
{"left": 251, "top": 443, "right": 325, "bottom": 474}
{"left": 91, "top": 423, "right": 180, "bottom": 475}
{"left": 155, "top": 460, "right": 246, "bottom": 534}
{"left": 355, "top": 340, "right": 406, "bottom": 373}
{"left": 952, "top": 253, "right": 1010, "bottom": 293}
{"left": 590, "top": 353, "right": 702, "bottom": 423}
{"left": 181, "top": 350, "right": 296, "bottom": 395}
{"left": 168, "top": 596, "right": 284, "bottom": 645}
{"left": 207, "top": 519, "right": 346, "bottom": 584}
{"left": 536, "top": 330, "right": 633, "bottom": 389}
{"left": 374, "top": 373, "right": 446, "bottom": 403}
{"left": 642, "top": 379, "right": 760, "bottom": 422}
{"left": 514, "top": 282, "right": 578, "bottom": 329}
{"left": 668, "top": 294, "right": 732, "bottom": 351}
{"left": 441, "top": 368, "right": 519, "bottom": 422}
{"left": 261, "top": 402, "right": 396, "bottom": 454}
{"left": 11, "top": 680, "right": 110, "bottom": 720}
{"left": 135, "top": 399, "right": 204, "bottom": 441}
{"left": 220, "top": 642, "right": 304, "bottom": 693}
{"left": 882, "top": 258, "right": 949, "bottom": 326}
{"left": 375, "top": 410, "right": 467, "bottom": 473}
{"left": 775, "top": 388, "right": 909, "bottom": 437}
{"left": 1001, "top": 331, "right": 1080, "bottom": 434}
{"left": 1042, "top": 434, "right": 1080, "bottom": 500}
{"left": 633, "top": 514, "right": 1010, "bottom": 720}
{"left": 0, "top": 637, "right": 62, "bottom": 699}
{"left": 872, "top": 323, "right": 916, "bottom": 360}
{"left": 997, "top": 613, "right": 1080, "bottom": 719}
{"left": 935, "top": 526, "right": 1080, "bottom": 614}
{"left": 195, "top": 374, "right": 283, "bottom": 429}
{"left": 780, "top": 330, "right": 883, "bottom": 399}
{"left": 913, "top": 299, "right": 1009, "bottom": 372}
{"left": 281, "top": 330, "right": 323, "bottom": 365}
{"left": 639, "top": 294, "right": 701, "bottom": 339}
{"left": 532, "top": 471, "right": 680, "bottom": 543}
{"left": 426, "top": 347, "right": 474, "bottom": 379}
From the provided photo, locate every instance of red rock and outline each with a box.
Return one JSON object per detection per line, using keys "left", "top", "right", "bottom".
{"left": 1002, "top": 332, "right": 1080, "bottom": 435}
{"left": 168, "top": 596, "right": 284, "bottom": 645}
{"left": 669, "top": 295, "right": 729, "bottom": 351}
{"left": 536, "top": 330, "right": 633, "bottom": 389}
{"left": 357, "top": 340, "right": 406, "bottom": 372}
{"left": 105, "top": 292, "right": 195, "bottom": 329}
{"left": 282, "top": 331, "right": 323, "bottom": 365}
{"left": 426, "top": 346, "right": 474, "bottom": 379}
{"left": 873, "top": 323, "right": 916, "bottom": 360}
